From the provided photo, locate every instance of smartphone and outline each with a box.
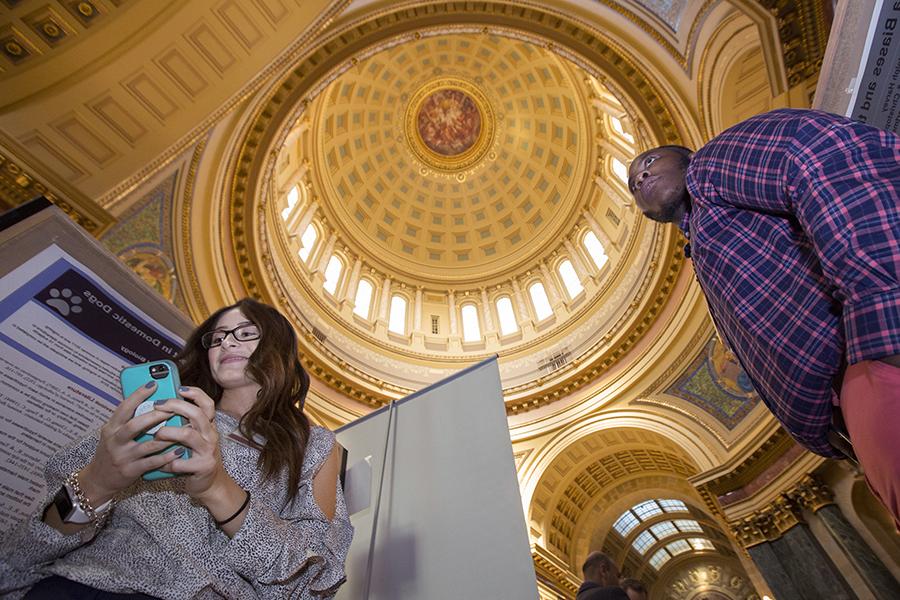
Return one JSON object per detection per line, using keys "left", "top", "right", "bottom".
{"left": 120, "top": 360, "right": 190, "bottom": 480}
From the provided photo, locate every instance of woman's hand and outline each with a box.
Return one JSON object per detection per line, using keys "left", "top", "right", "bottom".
{"left": 79, "top": 382, "right": 182, "bottom": 504}
{"left": 153, "top": 387, "right": 249, "bottom": 534}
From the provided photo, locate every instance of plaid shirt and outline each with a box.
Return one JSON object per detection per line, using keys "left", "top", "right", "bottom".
{"left": 682, "top": 109, "right": 900, "bottom": 456}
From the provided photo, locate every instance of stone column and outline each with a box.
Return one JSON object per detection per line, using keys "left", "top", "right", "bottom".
{"left": 734, "top": 495, "right": 854, "bottom": 600}
{"left": 593, "top": 172, "right": 626, "bottom": 209}
{"left": 539, "top": 262, "right": 563, "bottom": 309}
{"left": 290, "top": 199, "right": 318, "bottom": 239}
{"left": 411, "top": 287, "right": 425, "bottom": 346}
{"left": 340, "top": 257, "right": 362, "bottom": 315}
{"left": 314, "top": 229, "right": 337, "bottom": 274}
{"left": 563, "top": 238, "right": 590, "bottom": 282}
{"left": 447, "top": 290, "right": 461, "bottom": 351}
{"left": 480, "top": 288, "right": 498, "bottom": 344}
{"left": 375, "top": 275, "right": 391, "bottom": 335}
{"left": 582, "top": 209, "right": 615, "bottom": 251}
{"left": 447, "top": 290, "right": 458, "bottom": 337}
{"left": 794, "top": 476, "right": 900, "bottom": 598}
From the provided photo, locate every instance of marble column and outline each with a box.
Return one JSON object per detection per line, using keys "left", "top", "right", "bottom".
{"left": 792, "top": 475, "right": 900, "bottom": 598}
{"left": 817, "top": 504, "right": 900, "bottom": 597}
{"left": 734, "top": 491, "right": 855, "bottom": 600}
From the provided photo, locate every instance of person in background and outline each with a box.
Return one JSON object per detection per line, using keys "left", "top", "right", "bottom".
{"left": 577, "top": 552, "right": 629, "bottom": 600}
{"left": 0, "top": 298, "right": 353, "bottom": 599}
{"left": 627, "top": 108, "right": 900, "bottom": 526}
{"left": 620, "top": 577, "right": 649, "bottom": 600}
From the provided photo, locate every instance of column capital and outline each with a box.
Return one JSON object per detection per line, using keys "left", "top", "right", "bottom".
{"left": 789, "top": 474, "right": 835, "bottom": 512}
{"left": 730, "top": 495, "right": 804, "bottom": 548}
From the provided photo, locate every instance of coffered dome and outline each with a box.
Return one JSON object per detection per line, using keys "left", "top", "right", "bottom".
{"left": 234, "top": 24, "right": 685, "bottom": 411}
{"left": 298, "top": 34, "right": 592, "bottom": 283}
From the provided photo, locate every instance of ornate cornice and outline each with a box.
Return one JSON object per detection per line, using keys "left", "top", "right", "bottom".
{"left": 0, "top": 148, "right": 114, "bottom": 236}
{"left": 531, "top": 544, "right": 580, "bottom": 596}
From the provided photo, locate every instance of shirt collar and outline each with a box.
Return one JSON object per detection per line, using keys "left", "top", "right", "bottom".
{"left": 677, "top": 205, "right": 692, "bottom": 258}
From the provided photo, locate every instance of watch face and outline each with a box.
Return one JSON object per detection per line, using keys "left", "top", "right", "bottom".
{"left": 53, "top": 485, "right": 74, "bottom": 521}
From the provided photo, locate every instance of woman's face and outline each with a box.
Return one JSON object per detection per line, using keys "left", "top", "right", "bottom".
{"left": 206, "top": 307, "right": 260, "bottom": 390}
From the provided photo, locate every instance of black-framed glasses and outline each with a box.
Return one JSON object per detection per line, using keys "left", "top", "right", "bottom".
{"left": 201, "top": 324, "right": 261, "bottom": 349}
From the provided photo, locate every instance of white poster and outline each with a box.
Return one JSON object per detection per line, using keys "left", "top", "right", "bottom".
{"left": 0, "top": 245, "right": 184, "bottom": 530}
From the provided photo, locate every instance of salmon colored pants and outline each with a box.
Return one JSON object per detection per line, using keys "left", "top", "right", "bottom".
{"left": 840, "top": 359, "right": 900, "bottom": 528}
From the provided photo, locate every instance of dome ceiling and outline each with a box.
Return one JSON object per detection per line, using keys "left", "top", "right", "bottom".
{"left": 302, "top": 34, "right": 592, "bottom": 283}
{"left": 246, "top": 24, "right": 684, "bottom": 409}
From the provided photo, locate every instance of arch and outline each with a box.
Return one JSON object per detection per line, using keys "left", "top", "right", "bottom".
{"left": 581, "top": 229, "right": 609, "bottom": 270}
{"left": 322, "top": 254, "right": 344, "bottom": 295}
{"left": 388, "top": 293, "right": 409, "bottom": 335}
{"left": 298, "top": 221, "right": 320, "bottom": 264}
{"left": 527, "top": 280, "right": 553, "bottom": 321}
{"left": 353, "top": 277, "right": 375, "bottom": 319}
{"left": 460, "top": 302, "right": 482, "bottom": 342}
{"left": 556, "top": 258, "right": 584, "bottom": 299}
{"left": 494, "top": 295, "right": 519, "bottom": 336}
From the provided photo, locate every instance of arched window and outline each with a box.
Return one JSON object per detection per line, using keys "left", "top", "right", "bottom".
{"left": 298, "top": 224, "right": 318, "bottom": 263}
{"left": 528, "top": 282, "right": 552, "bottom": 321}
{"left": 323, "top": 256, "right": 343, "bottom": 295}
{"left": 495, "top": 296, "right": 518, "bottom": 335}
{"left": 582, "top": 231, "right": 609, "bottom": 270}
{"left": 610, "top": 116, "right": 634, "bottom": 143}
{"left": 613, "top": 499, "right": 689, "bottom": 537}
{"left": 353, "top": 279, "right": 374, "bottom": 319}
{"left": 388, "top": 295, "right": 407, "bottom": 334}
{"left": 611, "top": 157, "right": 628, "bottom": 185}
{"left": 461, "top": 304, "right": 481, "bottom": 342}
{"left": 281, "top": 185, "right": 300, "bottom": 220}
{"left": 557, "top": 259, "right": 583, "bottom": 298}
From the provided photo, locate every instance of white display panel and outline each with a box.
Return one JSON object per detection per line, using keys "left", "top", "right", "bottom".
{"left": 336, "top": 357, "right": 537, "bottom": 600}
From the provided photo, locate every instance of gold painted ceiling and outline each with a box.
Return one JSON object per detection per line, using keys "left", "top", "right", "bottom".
{"left": 298, "top": 34, "right": 592, "bottom": 283}
{"left": 260, "top": 30, "right": 681, "bottom": 409}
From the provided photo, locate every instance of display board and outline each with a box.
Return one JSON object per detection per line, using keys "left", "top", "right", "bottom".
{"left": 0, "top": 199, "right": 194, "bottom": 530}
{"left": 335, "top": 357, "right": 538, "bottom": 600}
{"left": 815, "top": 0, "right": 900, "bottom": 133}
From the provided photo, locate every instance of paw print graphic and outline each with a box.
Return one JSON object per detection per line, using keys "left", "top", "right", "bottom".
{"left": 45, "top": 288, "right": 83, "bottom": 317}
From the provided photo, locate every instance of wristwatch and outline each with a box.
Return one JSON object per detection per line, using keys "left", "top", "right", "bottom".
{"left": 51, "top": 475, "right": 113, "bottom": 524}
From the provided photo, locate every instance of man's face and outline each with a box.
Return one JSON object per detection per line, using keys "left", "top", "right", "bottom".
{"left": 601, "top": 565, "right": 620, "bottom": 587}
{"left": 628, "top": 147, "right": 691, "bottom": 223}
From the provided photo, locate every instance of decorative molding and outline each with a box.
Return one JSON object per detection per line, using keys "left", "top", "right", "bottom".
{"left": 727, "top": 473, "right": 833, "bottom": 548}
{"left": 532, "top": 543, "right": 580, "bottom": 596}
{"left": 0, "top": 147, "right": 114, "bottom": 236}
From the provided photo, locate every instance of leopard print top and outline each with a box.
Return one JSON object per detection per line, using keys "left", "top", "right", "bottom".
{"left": 0, "top": 412, "right": 353, "bottom": 599}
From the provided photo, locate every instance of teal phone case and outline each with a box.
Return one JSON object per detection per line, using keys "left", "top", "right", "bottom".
{"left": 120, "top": 360, "right": 190, "bottom": 480}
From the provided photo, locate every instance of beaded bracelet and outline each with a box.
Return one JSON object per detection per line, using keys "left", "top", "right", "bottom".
{"left": 216, "top": 490, "right": 251, "bottom": 527}
{"left": 65, "top": 470, "right": 114, "bottom": 528}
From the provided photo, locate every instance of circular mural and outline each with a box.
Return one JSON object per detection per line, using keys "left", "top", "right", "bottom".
{"left": 404, "top": 77, "right": 496, "bottom": 173}
{"left": 416, "top": 89, "right": 482, "bottom": 155}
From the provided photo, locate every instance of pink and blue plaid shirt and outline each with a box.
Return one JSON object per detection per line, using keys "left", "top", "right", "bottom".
{"left": 682, "top": 109, "right": 900, "bottom": 457}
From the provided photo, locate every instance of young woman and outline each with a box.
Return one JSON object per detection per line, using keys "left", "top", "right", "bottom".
{"left": 0, "top": 299, "right": 353, "bottom": 599}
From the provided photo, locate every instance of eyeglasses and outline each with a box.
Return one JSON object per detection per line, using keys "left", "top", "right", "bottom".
{"left": 201, "top": 324, "right": 261, "bottom": 349}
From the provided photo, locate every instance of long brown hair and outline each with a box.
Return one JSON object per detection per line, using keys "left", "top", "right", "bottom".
{"left": 176, "top": 298, "right": 311, "bottom": 499}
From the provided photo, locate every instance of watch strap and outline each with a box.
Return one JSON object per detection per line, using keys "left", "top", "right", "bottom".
{"left": 59, "top": 471, "right": 114, "bottom": 525}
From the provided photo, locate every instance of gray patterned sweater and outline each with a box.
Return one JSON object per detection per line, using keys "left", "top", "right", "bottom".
{"left": 0, "top": 413, "right": 353, "bottom": 599}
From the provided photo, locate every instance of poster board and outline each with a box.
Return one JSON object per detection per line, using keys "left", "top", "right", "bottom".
{"left": 814, "top": 0, "right": 900, "bottom": 133}
{"left": 335, "top": 357, "right": 538, "bottom": 600}
{"left": 0, "top": 200, "right": 194, "bottom": 530}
